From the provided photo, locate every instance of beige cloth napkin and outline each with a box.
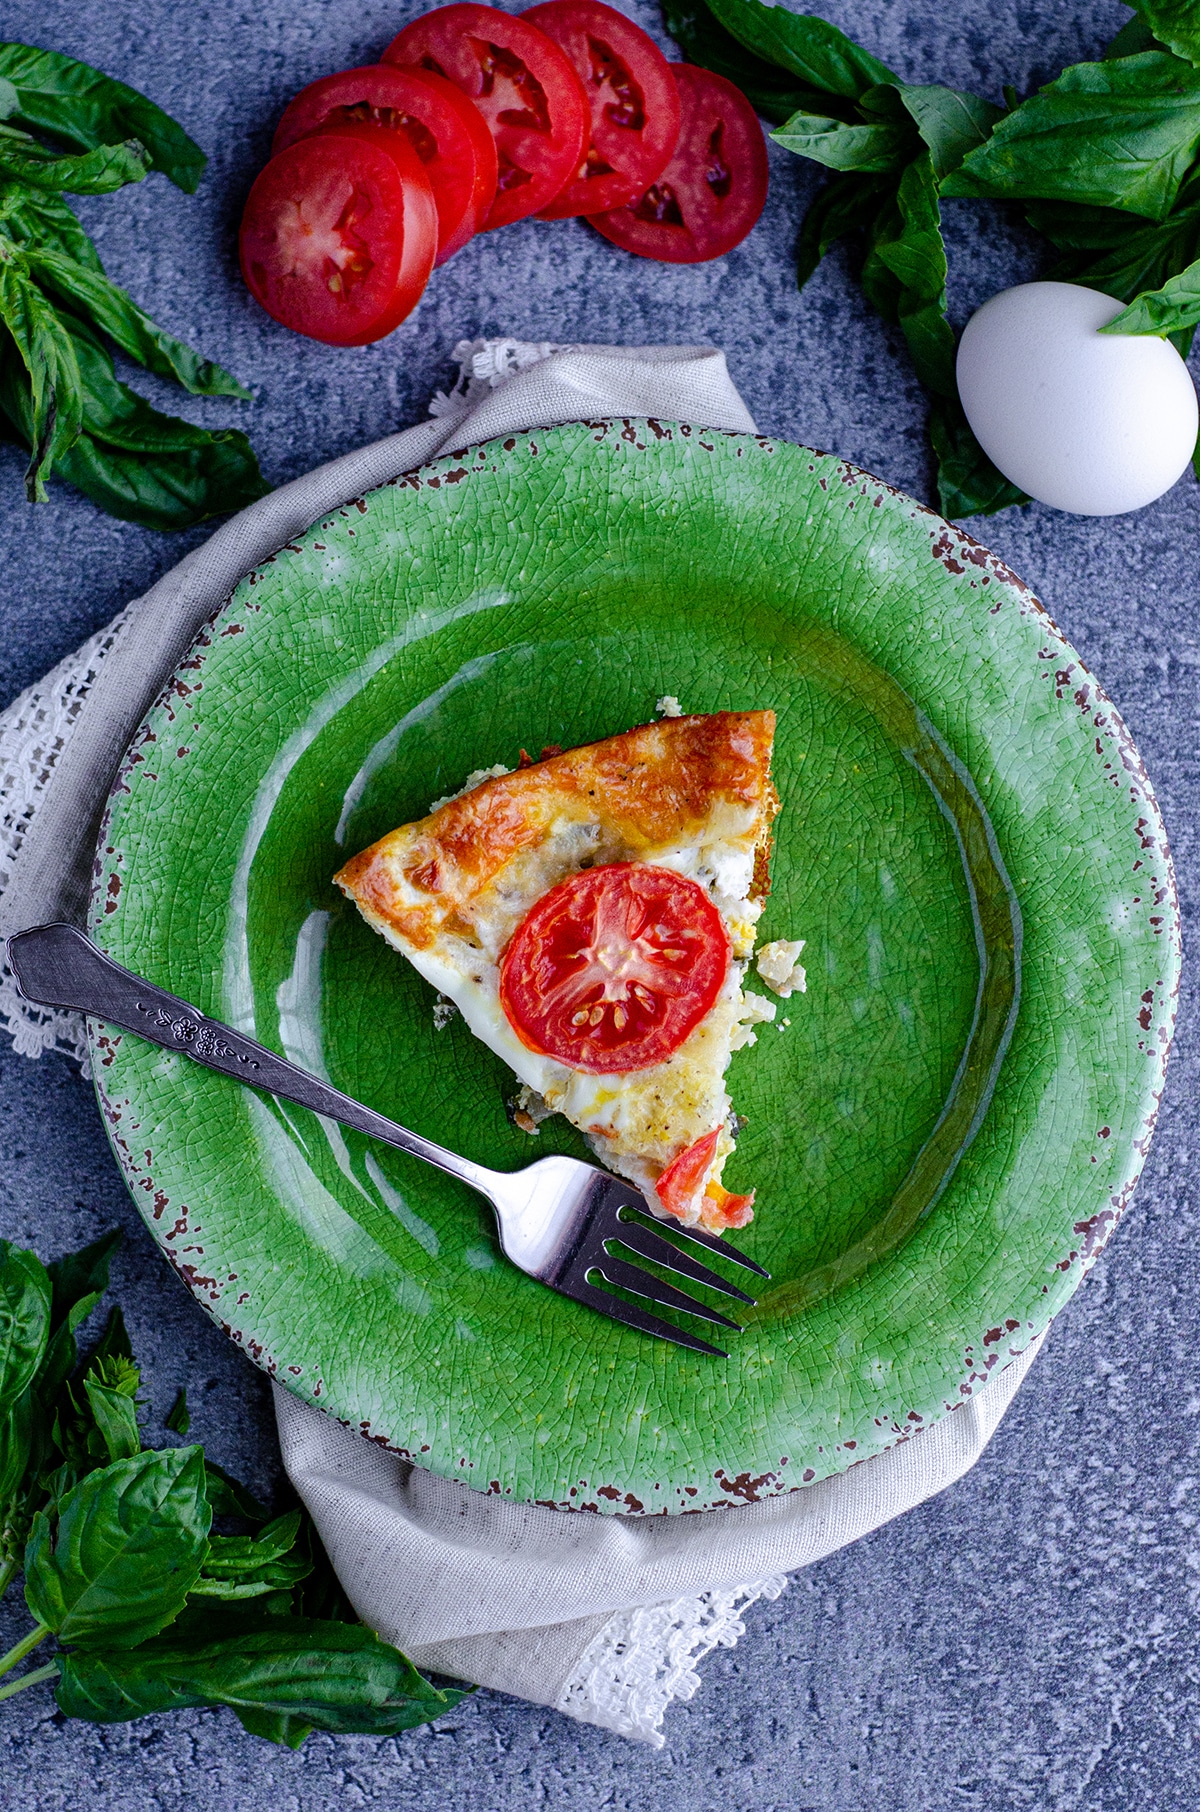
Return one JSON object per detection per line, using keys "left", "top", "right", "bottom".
{"left": 0, "top": 337, "right": 1042, "bottom": 1745}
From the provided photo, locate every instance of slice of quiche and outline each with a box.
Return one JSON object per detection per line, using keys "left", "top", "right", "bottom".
{"left": 334, "top": 711, "right": 779, "bottom": 1232}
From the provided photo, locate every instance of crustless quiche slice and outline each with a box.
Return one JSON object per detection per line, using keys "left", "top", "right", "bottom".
{"left": 335, "top": 711, "right": 782, "bottom": 1232}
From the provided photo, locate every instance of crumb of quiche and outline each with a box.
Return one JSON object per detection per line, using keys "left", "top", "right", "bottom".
{"left": 756, "top": 938, "right": 807, "bottom": 998}
{"left": 432, "top": 995, "right": 457, "bottom": 1030}
{"left": 655, "top": 694, "right": 683, "bottom": 717}
{"left": 730, "top": 990, "right": 776, "bottom": 1049}
{"left": 508, "top": 1083, "right": 554, "bottom": 1136}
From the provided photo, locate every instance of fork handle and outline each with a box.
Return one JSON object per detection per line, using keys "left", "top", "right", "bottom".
{"left": 6, "top": 923, "right": 498, "bottom": 1198}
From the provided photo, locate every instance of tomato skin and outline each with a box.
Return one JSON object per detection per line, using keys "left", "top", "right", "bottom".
{"left": 523, "top": 0, "right": 680, "bottom": 219}
{"left": 655, "top": 1128, "right": 755, "bottom": 1228}
{"left": 655, "top": 1127, "right": 721, "bottom": 1219}
{"left": 239, "top": 122, "right": 437, "bottom": 346}
{"left": 499, "top": 863, "right": 730, "bottom": 1074}
{"left": 587, "top": 63, "right": 768, "bottom": 264}
{"left": 383, "top": 3, "right": 589, "bottom": 229}
{"left": 272, "top": 64, "right": 497, "bottom": 265}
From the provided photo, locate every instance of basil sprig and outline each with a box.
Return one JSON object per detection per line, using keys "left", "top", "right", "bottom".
{"left": 0, "top": 43, "right": 266, "bottom": 527}
{"left": 661, "top": 0, "right": 1022, "bottom": 518}
{"left": 666, "top": 0, "right": 1200, "bottom": 515}
{"left": 0, "top": 1237, "right": 468, "bottom": 1744}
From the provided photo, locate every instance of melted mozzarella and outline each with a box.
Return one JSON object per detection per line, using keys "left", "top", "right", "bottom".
{"left": 385, "top": 807, "right": 773, "bottom": 1216}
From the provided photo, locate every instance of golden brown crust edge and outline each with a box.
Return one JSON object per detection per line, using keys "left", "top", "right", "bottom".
{"left": 335, "top": 710, "right": 777, "bottom": 950}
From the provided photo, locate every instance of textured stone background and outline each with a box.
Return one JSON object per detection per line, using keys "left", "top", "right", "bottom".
{"left": 1, "top": 1, "right": 1197, "bottom": 1806}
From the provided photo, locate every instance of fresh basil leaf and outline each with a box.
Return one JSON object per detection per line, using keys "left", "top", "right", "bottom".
{"left": 0, "top": 309, "right": 269, "bottom": 528}
{"left": 196, "top": 1510, "right": 302, "bottom": 1579}
{"left": 861, "top": 152, "right": 957, "bottom": 394}
{"left": 1025, "top": 196, "right": 1159, "bottom": 258}
{"left": 1130, "top": 2, "right": 1200, "bottom": 67}
{"left": 1, "top": 185, "right": 102, "bottom": 269}
{"left": 795, "top": 170, "right": 891, "bottom": 288}
{"left": 659, "top": 0, "right": 837, "bottom": 123}
{"left": 24, "top": 247, "right": 249, "bottom": 397}
{"left": 291, "top": 1519, "right": 357, "bottom": 1624}
{"left": 24, "top": 1445, "right": 211, "bottom": 1649}
{"left": 943, "top": 51, "right": 1200, "bottom": 221}
{"left": 0, "top": 1243, "right": 52, "bottom": 1412}
{"left": 1108, "top": 18, "right": 1162, "bottom": 59}
{"left": 703, "top": 0, "right": 895, "bottom": 102}
{"left": 57, "top": 414, "right": 268, "bottom": 530}
{"left": 234, "top": 1705, "right": 315, "bottom": 1747}
{"left": 164, "top": 1390, "right": 189, "bottom": 1437}
{"left": 35, "top": 1291, "right": 103, "bottom": 1425}
{"left": 191, "top": 1509, "right": 312, "bottom": 1599}
{"left": 0, "top": 45, "right": 204, "bottom": 192}
{"left": 203, "top": 1461, "right": 271, "bottom": 1524}
{"left": 892, "top": 84, "right": 1003, "bottom": 181}
{"left": 0, "top": 242, "right": 83, "bottom": 496}
{"left": 82, "top": 1379, "right": 141, "bottom": 1464}
{"left": 38, "top": 1462, "right": 80, "bottom": 1512}
{"left": 0, "top": 125, "right": 149, "bottom": 195}
{"left": 1025, "top": 186, "right": 1200, "bottom": 346}
{"left": 929, "top": 393, "right": 1031, "bottom": 518}
{"left": 0, "top": 1386, "right": 34, "bottom": 1503}
{"left": 1101, "top": 252, "right": 1200, "bottom": 331}
{"left": 46, "top": 1232, "right": 120, "bottom": 1333}
{"left": 771, "top": 111, "right": 909, "bottom": 172}
{"left": 56, "top": 1616, "right": 468, "bottom": 1734}
{"left": 190, "top": 1561, "right": 310, "bottom": 1601}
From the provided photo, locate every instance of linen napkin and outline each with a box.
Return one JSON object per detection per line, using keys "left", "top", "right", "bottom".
{"left": 0, "top": 337, "right": 1043, "bottom": 1745}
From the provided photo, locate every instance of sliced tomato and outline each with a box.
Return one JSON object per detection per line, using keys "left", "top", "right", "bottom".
{"left": 655, "top": 1127, "right": 720, "bottom": 1219}
{"left": 655, "top": 1129, "right": 754, "bottom": 1228}
{"left": 587, "top": 63, "right": 768, "bottom": 263}
{"left": 523, "top": 0, "right": 680, "bottom": 219}
{"left": 272, "top": 64, "right": 497, "bottom": 264}
{"left": 499, "top": 863, "right": 729, "bottom": 1073}
{"left": 383, "top": 3, "right": 588, "bottom": 229}
{"left": 239, "top": 122, "right": 437, "bottom": 346}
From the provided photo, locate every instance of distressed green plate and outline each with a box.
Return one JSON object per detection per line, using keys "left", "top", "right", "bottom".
{"left": 90, "top": 421, "right": 1179, "bottom": 1514}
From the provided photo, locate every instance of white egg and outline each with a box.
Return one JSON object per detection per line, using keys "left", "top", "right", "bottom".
{"left": 956, "top": 281, "right": 1198, "bottom": 515}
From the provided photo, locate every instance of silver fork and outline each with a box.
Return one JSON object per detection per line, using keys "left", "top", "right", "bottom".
{"left": 7, "top": 924, "right": 767, "bottom": 1358}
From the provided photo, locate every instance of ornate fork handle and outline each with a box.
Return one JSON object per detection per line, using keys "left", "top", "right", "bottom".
{"left": 6, "top": 923, "right": 494, "bottom": 1196}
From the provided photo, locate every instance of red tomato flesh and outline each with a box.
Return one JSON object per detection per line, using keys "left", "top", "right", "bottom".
{"left": 384, "top": 3, "right": 588, "bottom": 229}
{"left": 588, "top": 62, "right": 768, "bottom": 263}
{"left": 523, "top": 0, "right": 680, "bottom": 219}
{"left": 499, "top": 863, "right": 729, "bottom": 1073}
{"left": 272, "top": 64, "right": 497, "bottom": 265}
{"left": 239, "top": 122, "right": 437, "bottom": 345}
{"left": 655, "top": 1129, "right": 755, "bottom": 1229}
{"left": 655, "top": 1127, "right": 721, "bottom": 1217}
{"left": 654, "top": 1129, "right": 755, "bottom": 1228}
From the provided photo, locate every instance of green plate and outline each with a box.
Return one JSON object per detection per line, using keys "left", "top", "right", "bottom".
{"left": 90, "top": 421, "right": 1179, "bottom": 1514}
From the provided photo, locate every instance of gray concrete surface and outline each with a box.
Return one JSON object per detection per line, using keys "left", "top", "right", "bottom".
{"left": 1, "top": 1, "right": 1197, "bottom": 1806}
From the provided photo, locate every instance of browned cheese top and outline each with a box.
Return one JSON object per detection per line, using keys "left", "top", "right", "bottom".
{"left": 335, "top": 710, "right": 777, "bottom": 953}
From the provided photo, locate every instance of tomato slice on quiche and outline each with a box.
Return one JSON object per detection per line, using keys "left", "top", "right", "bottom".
{"left": 334, "top": 710, "right": 781, "bottom": 1232}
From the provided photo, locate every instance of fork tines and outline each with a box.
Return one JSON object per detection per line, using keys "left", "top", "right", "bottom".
{"left": 566, "top": 1278, "right": 734, "bottom": 1358}
{"left": 560, "top": 1192, "right": 770, "bottom": 1358}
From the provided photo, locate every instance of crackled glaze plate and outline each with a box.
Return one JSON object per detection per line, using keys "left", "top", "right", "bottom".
{"left": 89, "top": 421, "right": 1179, "bottom": 1514}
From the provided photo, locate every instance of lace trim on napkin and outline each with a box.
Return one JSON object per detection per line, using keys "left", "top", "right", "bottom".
{"left": 0, "top": 612, "right": 130, "bottom": 1073}
{"left": 428, "top": 336, "right": 572, "bottom": 420}
{"left": 557, "top": 1575, "right": 788, "bottom": 1747}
